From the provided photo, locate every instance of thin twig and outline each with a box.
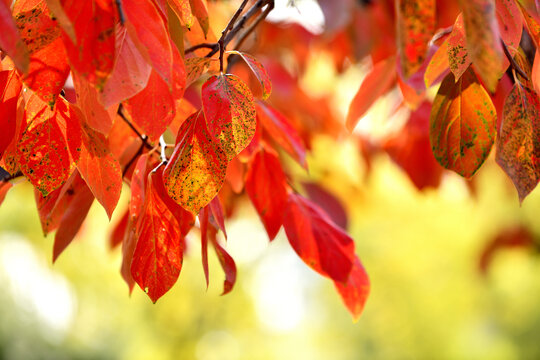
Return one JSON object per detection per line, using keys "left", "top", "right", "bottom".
{"left": 117, "top": 104, "right": 153, "bottom": 150}
{"left": 1, "top": 171, "right": 23, "bottom": 183}
{"left": 115, "top": 0, "right": 125, "bottom": 25}
{"left": 185, "top": 43, "right": 218, "bottom": 55}
{"left": 501, "top": 39, "right": 529, "bottom": 82}
{"left": 234, "top": 0, "right": 274, "bottom": 50}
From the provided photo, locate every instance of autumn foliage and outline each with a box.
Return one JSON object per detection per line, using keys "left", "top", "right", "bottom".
{"left": 2, "top": 0, "right": 540, "bottom": 321}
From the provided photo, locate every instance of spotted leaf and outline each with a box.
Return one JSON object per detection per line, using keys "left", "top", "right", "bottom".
{"left": 227, "top": 51, "right": 272, "bottom": 99}
{"left": 447, "top": 14, "right": 471, "bottom": 81}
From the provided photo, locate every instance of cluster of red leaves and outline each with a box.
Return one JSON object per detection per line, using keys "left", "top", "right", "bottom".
{"left": 0, "top": 0, "right": 369, "bottom": 320}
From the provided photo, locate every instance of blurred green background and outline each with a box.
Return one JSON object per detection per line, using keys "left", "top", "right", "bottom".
{"left": 2, "top": 135, "right": 540, "bottom": 360}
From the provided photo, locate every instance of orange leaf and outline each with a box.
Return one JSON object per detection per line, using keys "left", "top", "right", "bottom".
{"left": 163, "top": 111, "right": 228, "bottom": 214}
{"left": 496, "top": 83, "right": 540, "bottom": 202}
{"left": 447, "top": 14, "right": 471, "bottom": 81}
{"left": 73, "top": 72, "right": 115, "bottom": 135}
{"left": 202, "top": 74, "right": 256, "bottom": 160}
{"left": 424, "top": 42, "right": 450, "bottom": 88}
{"left": 430, "top": 68, "right": 496, "bottom": 178}
{"left": 346, "top": 56, "right": 396, "bottom": 132}
{"left": 189, "top": 0, "right": 209, "bottom": 37}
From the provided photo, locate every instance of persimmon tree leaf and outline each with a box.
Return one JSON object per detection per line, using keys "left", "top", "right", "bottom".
{"left": 208, "top": 196, "right": 227, "bottom": 238}
{"left": 45, "top": 0, "right": 76, "bottom": 42}
{"left": 255, "top": 101, "right": 307, "bottom": 167}
{"left": 163, "top": 111, "right": 228, "bottom": 214}
{"left": 245, "top": 147, "right": 288, "bottom": 241}
{"left": 14, "top": 0, "right": 70, "bottom": 106}
{"left": 110, "top": 209, "right": 129, "bottom": 249}
{"left": 0, "top": 181, "right": 12, "bottom": 207}
{"left": 495, "top": 0, "right": 522, "bottom": 53}
{"left": 168, "top": 0, "right": 195, "bottom": 29}
{"left": 346, "top": 56, "right": 396, "bottom": 132}
{"left": 18, "top": 95, "right": 82, "bottom": 196}
{"left": 334, "top": 256, "right": 370, "bottom": 322}
{"left": 0, "top": 70, "right": 22, "bottom": 157}
{"left": 199, "top": 205, "right": 210, "bottom": 288}
{"left": 496, "top": 83, "right": 540, "bottom": 202}
{"left": 131, "top": 169, "right": 185, "bottom": 303}
{"left": 516, "top": 1, "right": 540, "bottom": 48}
{"left": 210, "top": 233, "right": 236, "bottom": 295}
{"left": 53, "top": 172, "right": 94, "bottom": 262}
{"left": 447, "top": 14, "right": 471, "bottom": 81}
{"left": 459, "top": 0, "right": 503, "bottom": 92}
{"left": 0, "top": 0, "right": 29, "bottom": 72}
{"left": 283, "top": 193, "right": 356, "bottom": 283}
{"left": 100, "top": 27, "right": 152, "bottom": 108}
{"left": 202, "top": 74, "right": 257, "bottom": 160}
{"left": 396, "top": 0, "right": 436, "bottom": 78}
{"left": 60, "top": 0, "right": 116, "bottom": 88}
{"left": 123, "top": 0, "right": 173, "bottom": 86}
{"left": 424, "top": 42, "right": 450, "bottom": 88}
{"left": 185, "top": 57, "right": 211, "bottom": 86}
{"left": 123, "top": 70, "right": 175, "bottom": 141}
{"left": 430, "top": 68, "right": 496, "bottom": 178}
{"left": 73, "top": 72, "right": 115, "bottom": 135}
{"left": 189, "top": 0, "right": 209, "bottom": 37}
{"left": 227, "top": 51, "right": 272, "bottom": 99}
{"left": 77, "top": 119, "right": 123, "bottom": 219}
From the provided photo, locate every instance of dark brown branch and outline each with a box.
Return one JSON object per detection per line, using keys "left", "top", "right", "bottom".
{"left": 234, "top": 0, "right": 274, "bottom": 50}
{"left": 185, "top": 43, "right": 218, "bottom": 55}
{"left": 115, "top": 0, "right": 125, "bottom": 25}
{"left": 117, "top": 104, "right": 153, "bottom": 150}
{"left": 1, "top": 170, "right": 23, "bottom": 183}
{"left": 501, "top": 39, "right": 529, "bottom": 82}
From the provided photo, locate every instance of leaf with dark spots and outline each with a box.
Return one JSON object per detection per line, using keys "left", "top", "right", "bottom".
{"left": 227, "top": 51, "right": 272, "bottom": 99}
{"left": 18, "top": 95, "right": 82, "bottom": 196}
{"left": 123, "top": 0, "right": 173, "bottom": 86}
{"left": 430, "top": 68, "right": 496, "bottom": 178}
{"left": 245, "top": 147, "right": 288, "bottom": 241}
{"left": 396, "top": 0, "right": 436, "bottom": 78}
{"left": 14, "top": 0, "right": 70, "bottom": 106}
{"left": 0, "top": 70, "right": 23, "bottom": 157}
{"left": 0, "top": 0, "right": 29, "bottom": 72}
{"left": 334, "top": 256, "right": 370, "bottom": 322}
{"left": 255, "top": 101, "right": 307, "bottom": 168}
{"left": 60, "top": 0, "right": 116, "bottom": 88}
{"left": 346, "top": 56, "right": 396, "bottom": 132}
{"left": 53, "top": 172, "right": 95, "bottom": 262}
{"left": 185, "top": 57, "right": 211, "bottom": 86}
{"left": 496, "top": 83, "right": 540, "bottom": 203}
{"left": 447, "top": 14, "right": 471, "bottom": 81}
{"left": 131, "top": 169, "right": 184, "bottom": 303}
{"left": 77, "top": 117, "right": 123, "bottom": 219}
{"left": 123, "top": 70, "right": 176, "bottom": 141}
{"left": 460, "top": 0, "right": 503, "bottom": 92}
{"left": 45, "top": 0, "right": 76, "bottom": 42}
{"left": 283, "top": 193, "right": 356, "bottom": 283}
{"left": 202, "top": 74, "right": 257, "bottom": 161}
{"left": 163, "top": 111, "right": 228, "bottom": 214}
{"left": 100, "top": 27, "right": 152, "bottom": 108}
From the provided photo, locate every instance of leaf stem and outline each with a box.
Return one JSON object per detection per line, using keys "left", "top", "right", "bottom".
{"left": 115, "top": 0, "right": 125, "bottom": 25}
{"left": 117, "top": 104, "right": 153, "bottom": 150}
{"left": 501, "top": 39, "right": 529, "bottom": 82}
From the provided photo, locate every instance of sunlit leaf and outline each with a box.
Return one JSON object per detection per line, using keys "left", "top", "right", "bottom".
{"left": 185, "top": 57, "right": 211, "bottom": 86}
{"left": 73, "top": 72, "right": 115, "bottom": 135}
{"left": 189, "top": 0, "right": 209, "bottom": 37}
{"left": 424, "top": 42, "right": 450, "bottom": 88}
{"left": 227, "top": 51, "right": 272, "bottom": 99}
{"left": 110, "top": 209, "right": 129, "bottom": 249}
{"left": 430, "top": 68, "right": 496, "bottom": 178}
{"left": 447, "top": 14, "right": 471, "bottom": 81}
{"left": 0, "top": 0, "right": 29, "bottom": 72}
{"left": 496, "top": 82, "right": 540, "bottom": 202}
{"left": 334, "top": 256, "right": 370, "bottom": 322}
{"left": 210, "top": 233, "right": 236, "bottom": 295}
{"left": 202, "top": 74, "right": 256, "bottom": 160}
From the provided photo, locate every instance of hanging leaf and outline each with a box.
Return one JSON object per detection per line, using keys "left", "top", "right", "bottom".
{"left": 163, "top": 111, "right": 228, "bottom": 214}
{"left": 110, "top": 209, "right": 129, "bottom": 249}
{"left": 245, "top": 147, "right": 289, "bottom": 241}
{"left": 189, "top": 0, "right": 209, "bottom": 37}
{"left": 77, "top": 118, "right": 123, "bottom": 219}
{"left": 334, "top": 256, "right": 370, "bottom": 322}
{"left": 131, "top": 168, "right": 184, "bottom": 303}
{"left": 18, "top": 95, "right": 82, "bottom": 196}
{"left": 73, "top": 72, "right": 115, "bottom": 135}
{"left": 185, "top": 57, "right": 211, "bottom": 86}
{"left": 210, "top": 233, "right": 236, "bottom": 295}
{"left": 202, "top": 74, "right": 257, "bottom": 160}
{"left": 424, "top": 42, "right": 450, "bottom": 88}
{"left": 447, "top": 14, "right": 471, "bottom": 81}
{"left": 0, "top": 0, "right": 29, "bottom": 72}
{"left": 168, "top": 0, "right": 195, "bottom": 29}
{"left": 60, "top": 0, "right": 116, "bottom": 88}
{"left": 283, "top": 193, "right": 356, "bottom": 282}
{"left": 430, "top": 68, "right": 496, "bottom": 178}
{"left": 346, "top": 56, "right": 396, "bottom": 131}
{"left": 496, "top": 83, "right": 540, "bottom": 202}
{"left": 396, "top": 0, "right": 436, "bottom": 78}
{"left": 459, "top": 0, "right": 503, "bottom": 92}
{"left": 0, "top": 70, "right": 22, "bottom": 157}
{"left": 45, "top": 0, "right": 76, "bottom": 42}
{"left": 227, "top": 51, "right": 272, "bottom": 99}
{"left": 14, "top": 0, "right": 70, "bottom": 106}
{"left": 516, "top": 1, "right": 540, "bottom": 49}
{"left": 100, "top": 27, "right": 152, "bottom": 108}
{"left": 495, "top": 0, "right": 522, "bottom": 53}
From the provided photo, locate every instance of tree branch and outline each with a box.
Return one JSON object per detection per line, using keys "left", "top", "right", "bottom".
{"left": 115, "top": 0, "right": 125, "bottom": 25}
{"left": 501, "top": 39, "right": 529, "bottom": 82}
{"left": 117, "top": 104, "right": 153, "bottom": 150}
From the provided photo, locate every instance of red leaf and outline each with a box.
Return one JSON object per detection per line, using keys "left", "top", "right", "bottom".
{"left": 123, "top": 70, "right": 175, "bottom": 141}
{"left": 396, "top": 0, "right": 436, "bottom": 78}
{"left": 479, "top": 226, "right": 536, "bottom": 273}
{"left": 496, "top": 0, "right": 522, "bottom": 53}
{"left": 18, "top": 95, "right": 82, "bottom": 196}
{"left": 0, "top": 70, "right": 22, "bottom": 157}
{"left": 227, "top": 51, "right": 272, "bottom": 99}
{"left": 0, "top": 0, "right": 29, "bottom": 72}
{"left": 199, "top": 205, "right": 210, "bottom": 288}
{"left": 110, "top": 209, "right": 129, "bottom": 249}
{"left": 163, "top": 111, "right": 228, "bottom": 214}
{"left": 60, "top": 0, "right": 116, "bottom": 87}
{"left": 210, "top": 234, "right": 236, "bottom": 295}
{"left": 14, "top": 1, "right": 70, "bottom": 106}
{"left": 302, "top": 182, "right": 349, "bottom": 230}
{"left": 346, "top": 56, "right": 396, "bottom": 131}
{"left": 53, "top": 173, "right": 95, "bottom": 262}
{"left": 283, "top": 193, "right": 355, "bottom": 282}
{"left": 45, "top": 0, "right": 76, "bottom": 42}
{"left": 131, "top": 169, "right": 184, "bottom": 303}
{"left": 430, "top": 68, "right": 496, "bottom": 178}
{"left": 255, "top": 101, "right": 307, "bottom": 167}
{"left": 447, "top": 14, "right": 471, "bottom": 81}
{"left": 496, "top": 83, "right": 540, "bottom": 202}
{"left": 245, "top": 147, "right": 288, "bottom": 241}
{"left": 123, "top": 0, "right": 173, "bottom": 86}
{"left": 334, "top": 256, "right": 370, "bottom": 322}
{"left": 208, "top": 195, "right": 227, "bottom": 238}
{"left": 100, "top": 27, "right": 152, "bottom": 108}
{"left": 77, "top": 118, "right": 123, "bottom": 219}
{"left": 202, "top": 74, "right": 257, "bottom": 160}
